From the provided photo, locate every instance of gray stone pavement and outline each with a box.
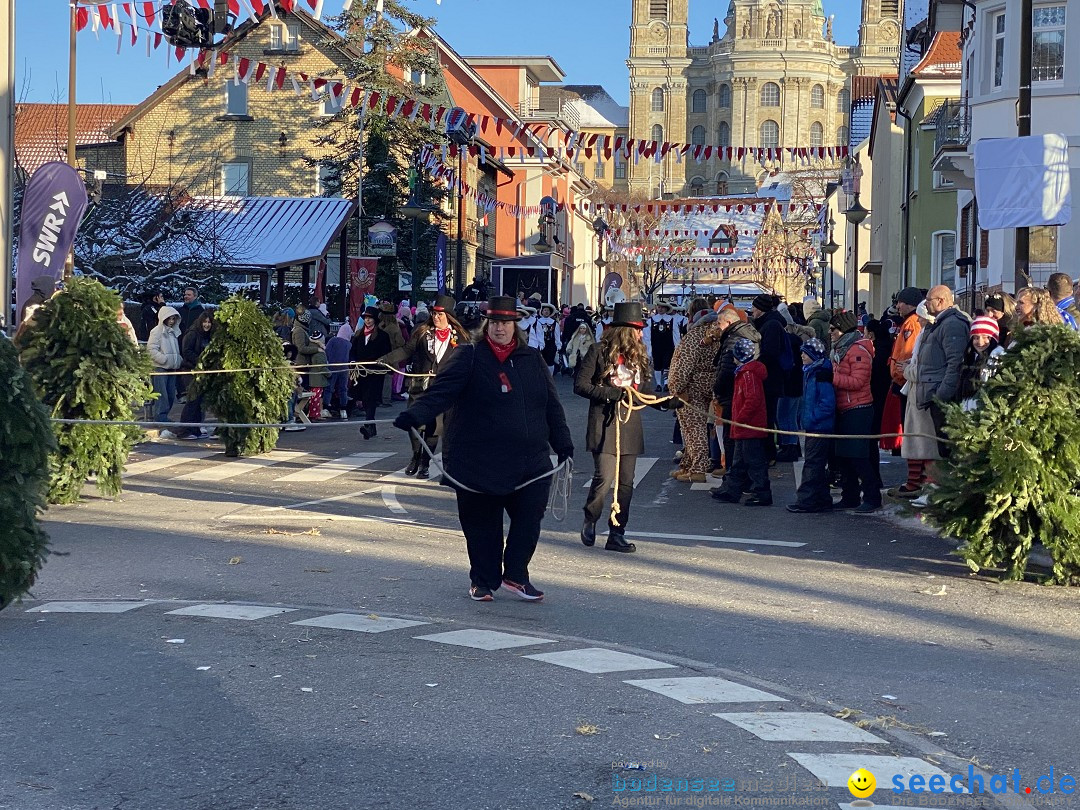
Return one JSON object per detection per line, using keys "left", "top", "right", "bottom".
{"left": 2, "top": 375, "right": 1079, "bottom": 809}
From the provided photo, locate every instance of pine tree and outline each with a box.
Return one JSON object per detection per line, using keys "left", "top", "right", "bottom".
{"left": 0, "top": 338, "right": 54, "bottom": 608}
{"left": 194, "top": 296, "right": 295, "bottom": 458}
{"left": 315, "top": 1, "right": 447, "bottom": 296}
{"left": 18, "top": 277, "right": 154, "bottom": 504}
{"left": 924, "top": 325, "right": 1080, "bottom": 584}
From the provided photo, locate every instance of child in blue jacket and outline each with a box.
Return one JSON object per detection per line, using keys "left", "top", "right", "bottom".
{"left": 787, "top": 338, "right": 835, "bottom": 513}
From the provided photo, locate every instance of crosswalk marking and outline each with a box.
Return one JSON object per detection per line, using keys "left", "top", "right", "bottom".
{"left": 28, "top": 601, "right": 157, "bottom": 613}
{"left": 580, "top": 457, "right": 659, "bottom": 489}
{"left": 172, "top": 450, "right": 307, "bottom": 482}
{"left": 123, "top": 451, "right": 216, "bottom": 477}
{"left": 623, "top": 676, "right": 786, "bottom": 704}
{"left": 714, "top": 712, "right": 884, "bottom": 743}
{"left": 275, "top": 452, "right": 394, "bottom": 483}
{"left": 291, "top": 613, "right": 427, "bottom": 633}
{"left": 166, "top": 604, "right": 296, "bottom": 621}
{"left": 414, "top": 629, "right": 556, "bottom": 651}
{"left": 524, "top": 648, "right": 678, "bottom": 674}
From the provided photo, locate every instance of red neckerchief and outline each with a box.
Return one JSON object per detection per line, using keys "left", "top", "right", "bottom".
{"left": 434, "top": 327, "right": 451, "bottom": 342}
{"left": 485, "top": 335, "right": 515, "bottom": 363}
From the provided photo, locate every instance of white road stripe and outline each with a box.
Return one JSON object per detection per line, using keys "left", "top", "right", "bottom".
{"left": 123, "top": 451, "right": 216, "bottom": 477}
{"left": 629, "top": 531, "right": 805, "bottom": 548}
{"left": 172, "top": 450, "right": 307, "bottom": 482}
{"left": 275, "top": 452, "right": 394, "bottom": 483}
{"left": 219, "top": 509, "right": 414, "bottom": 524}
{"left": 380, "top": 485, "right": 406, "bottom": 514}
{"left": 581, "top": 457, "right": 659, "bottom": 488}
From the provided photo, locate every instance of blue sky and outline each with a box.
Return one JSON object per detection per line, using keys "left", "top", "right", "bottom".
{"left": 15, "top": 1, "right": 860, "bottom": 107}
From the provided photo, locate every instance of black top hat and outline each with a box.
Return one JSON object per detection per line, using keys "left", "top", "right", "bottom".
{"left": 432, "top": 294, "right": 456, "bottom": 313}
{"left": 484, "top": 296, "right": 523, "bottom": 322}
{"left": 610, "top": 302, "right": 645, "bottom": 329}
{"left": 362, "top": 306, "right": 381, "bottom": 321}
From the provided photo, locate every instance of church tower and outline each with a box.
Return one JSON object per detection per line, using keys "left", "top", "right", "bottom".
{"left": 627, "top": 0, "right": 691, "bottom": 197}
{"left": 856, "top": 0, "right": 904, "bottom": 74}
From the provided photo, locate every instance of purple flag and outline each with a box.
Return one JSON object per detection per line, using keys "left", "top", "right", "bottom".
{"left": 15, "top": 162, "right": 89, "bottom": 323}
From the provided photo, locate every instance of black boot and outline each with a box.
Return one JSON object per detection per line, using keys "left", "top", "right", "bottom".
{"left": 405, "top": 451, "right": 421, "bottom": 476}
{"left": 360, "top": 424, "right": 372, "bottom": 440}
{"left": 416, "top": 458, "right": 430, "bottom": 479}
{"left": 605, "top": 531, "right": 636, "bottom": 553}
{"left": 581, "top": 520, "right": 597, "bottom": 547}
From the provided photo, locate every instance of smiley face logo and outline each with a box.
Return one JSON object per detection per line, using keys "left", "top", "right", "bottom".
{"left": 847, "top": 768, "right": 876, "bottom": 798}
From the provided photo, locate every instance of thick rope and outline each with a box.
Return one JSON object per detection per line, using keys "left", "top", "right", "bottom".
{"left": 409, "top": 426, "right": 571, "bottom": 515}
{"left": 148, "top": 361, "right": 433, "bottom": 379}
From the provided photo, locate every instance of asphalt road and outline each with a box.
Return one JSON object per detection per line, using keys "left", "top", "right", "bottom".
{"left": 3, "top": 374, "right": 1078, "bottom": 810}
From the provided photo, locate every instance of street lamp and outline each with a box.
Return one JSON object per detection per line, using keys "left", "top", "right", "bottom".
{"left": 822, "top": 218, "right": 839, "bottom": 310}
{"left": 534, "top": 196, "right": 559, "bottom": 253}
{"left": 592, "top": 216, "right": 609, "bottom": 305}
{"left": 844, "top": 193, "right": 869, "bottom": 312}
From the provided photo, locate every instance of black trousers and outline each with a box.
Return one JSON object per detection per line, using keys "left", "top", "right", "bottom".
{"left": 177, "top": 395, "right": 204, "bottom": 439}
{"left": 583, "top": 452, "right": 638, "bottom": 531}
{"left": 455, "top": 477, "right": 552, "bottom": 590}
{"left": 718, "top": 438, "right": 771, "bottom": 499}
{"left": 764, "top": 392, "right": 779, "bottom": 460}
{"left": 794, "top": 436, "right": 832, "bottom": 509}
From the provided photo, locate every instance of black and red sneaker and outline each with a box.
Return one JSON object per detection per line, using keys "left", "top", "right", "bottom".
{"left": 469, "top": 585, "right": 494, "bottom": 602}
{"left": 501, "top": 579, "right": 544, "bottom": 602}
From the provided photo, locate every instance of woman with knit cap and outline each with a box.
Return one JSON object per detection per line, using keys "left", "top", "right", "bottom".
{"left": 959, "top": 315, "right": 1005, "bottom": 410}
{"left": 983, "top": 293, "right": 1016, "bottom": 348}
{"left": 829, "top": 310, "right": 882, "bottom": 514}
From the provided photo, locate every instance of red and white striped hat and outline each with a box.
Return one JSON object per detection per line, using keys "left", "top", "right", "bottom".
{"left": 970, "top": 315, "right": 1000, "bottom": 339}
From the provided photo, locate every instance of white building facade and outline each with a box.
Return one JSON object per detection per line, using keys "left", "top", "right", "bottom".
{"left": 932, "top": 0, "right": 1076, "bottom": 294}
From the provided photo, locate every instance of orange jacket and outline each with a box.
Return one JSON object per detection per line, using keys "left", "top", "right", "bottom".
{"left": 889, "top": 312, "right": 922, "bottom": 386}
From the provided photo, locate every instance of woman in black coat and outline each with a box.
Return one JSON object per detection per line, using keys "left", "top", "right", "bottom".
{"left": 176, "top": 310, "right": 215, "bottom": 439}
{"left": 573, "top": 302, "right": 658, "bottom": 554}
{"left": 380, "top": 294, "right": 468, "bottom": 478}
{"left": 350, "top": 306, "right": 392, "bottom": 439}
{"left": 393, "top": 296, "right": 574, "bottom": 603}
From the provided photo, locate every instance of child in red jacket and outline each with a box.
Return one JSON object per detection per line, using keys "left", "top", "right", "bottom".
{"left": 711, "top": 337, "right": 772, "bottom": 506}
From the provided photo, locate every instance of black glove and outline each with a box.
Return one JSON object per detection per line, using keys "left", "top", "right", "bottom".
{"left": 815, "top": 369, "right": 834, "bottom": 384}
{"left": 667, "top": 397, "right": 685, "bottom": 410}
{"left": 393, "top": 411, "right": 420, "bottom": 432}
{"left": 556, "top": 448, "right": 574, "bottom": 464}
{"left": 603, "top": 386, "right": 625, "bottom": 403}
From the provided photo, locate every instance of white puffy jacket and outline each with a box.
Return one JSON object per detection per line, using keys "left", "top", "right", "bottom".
{"left": 147, "top": 306, "right": 182, "bottom": 369}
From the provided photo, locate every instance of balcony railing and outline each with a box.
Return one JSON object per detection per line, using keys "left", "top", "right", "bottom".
{"left": 934, "top": 99, "right": 971, "bottom": 156}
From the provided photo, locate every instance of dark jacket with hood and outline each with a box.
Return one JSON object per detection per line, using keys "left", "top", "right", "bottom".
{"left": 753, "top": 308, "right": 790, "bottom": 397}
{"left": 574, "top": 341, "right": 656, "bottom": 455}
{"left": 807, "top": 308, "right": 832, "bottom": 348}
{"left": 403, "top": 339, "right": 574, "bottom": 495}
{"left": 713, "top": 320, "right": 761, "bottom": 406}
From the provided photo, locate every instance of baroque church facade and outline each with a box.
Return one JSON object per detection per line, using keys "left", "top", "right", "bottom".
{"left": 627, "top": 0, "right": 902, "bottom": 198}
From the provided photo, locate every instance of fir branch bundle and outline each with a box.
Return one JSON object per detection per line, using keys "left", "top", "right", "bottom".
{"left": 19, "top": 277, "right": 153, "bottom": 504}
{"left": 194, "top": 296, "right": 294, "bottom": 457}
{"left": 926, "top": 325, "right": 1080, "bottom": 583}
{"left": 0, "top": 338, "right": 54, "bottom": 607}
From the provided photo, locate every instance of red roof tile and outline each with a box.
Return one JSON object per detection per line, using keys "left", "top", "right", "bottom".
{"left": 14, "top": 103, "right": 136, "bottom": 175}
{"left": 911, "top": 32, "right": 963, "bottom": 77}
